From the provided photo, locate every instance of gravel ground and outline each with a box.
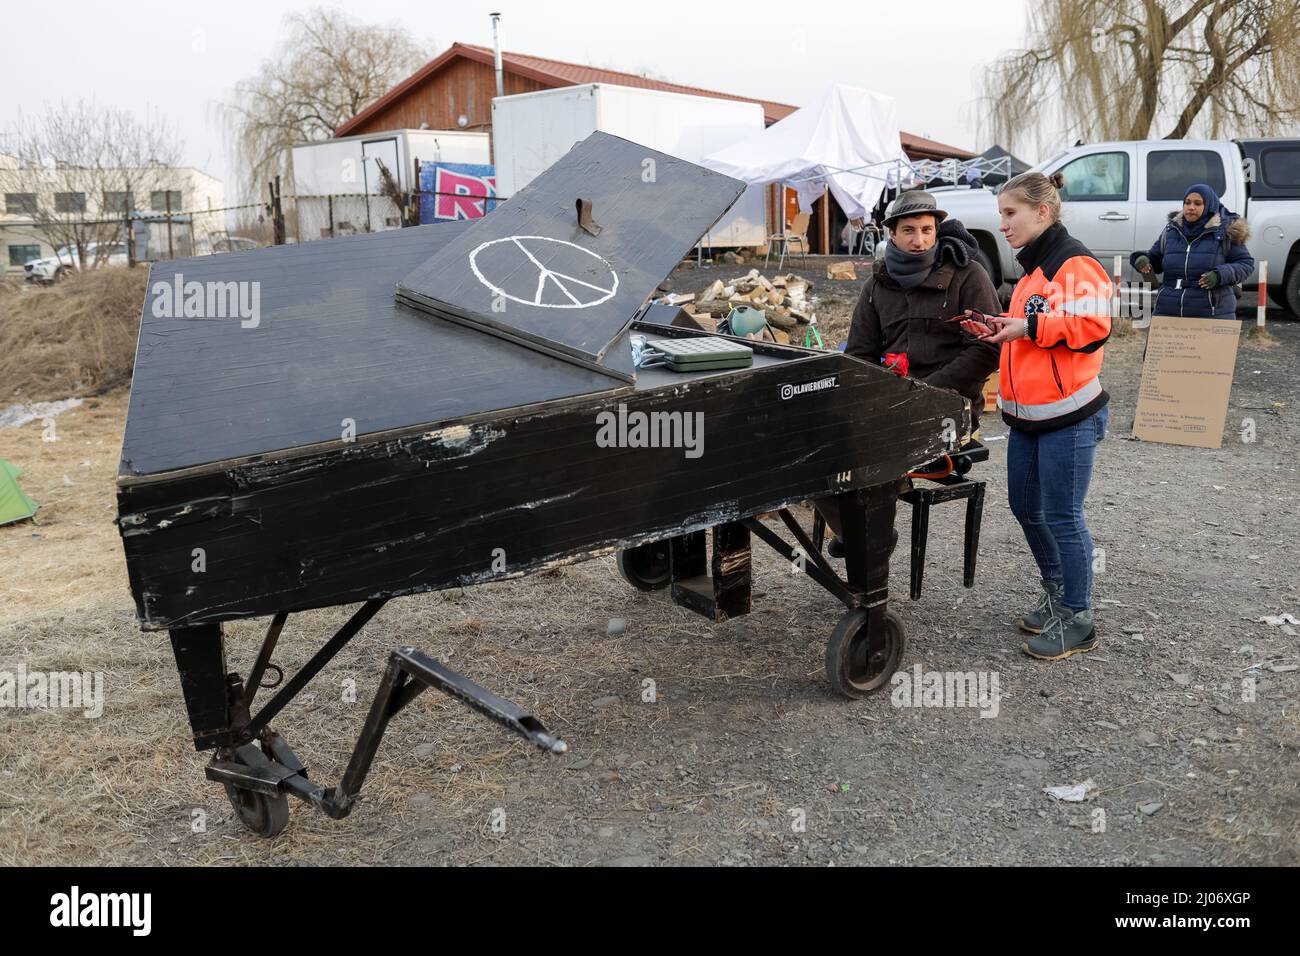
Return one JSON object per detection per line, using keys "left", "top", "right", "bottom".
{"left": 1, "top": 265, "right": 1297, "bottom": 865}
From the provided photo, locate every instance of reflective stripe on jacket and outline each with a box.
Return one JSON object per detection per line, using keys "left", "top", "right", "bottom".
{"left": 999, "top": 222, "right": 1111, "bottom": 432}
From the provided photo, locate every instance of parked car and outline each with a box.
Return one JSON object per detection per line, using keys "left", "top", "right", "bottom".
{"left": 919, "top": 138, "right": 1300, "bottom": 314}
{"left": 23, "top": 241, "right": 129, "bottom": 283}
{"left": 191, "top": 236, "right": 262, "bottom": 257}
{"left": 212, "top": 236, "right": 260, "bottom": 254}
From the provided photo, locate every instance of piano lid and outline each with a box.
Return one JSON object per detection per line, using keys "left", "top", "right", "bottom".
{"left": 119, "top": 221, "right": 635, "bottom": 481}
{"left": 396, "top": 131, "right": 746, "bottom": 381}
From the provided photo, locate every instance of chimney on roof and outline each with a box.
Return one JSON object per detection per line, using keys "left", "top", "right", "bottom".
{"left": 490, "top": 13, "right": 504, "bottom": 99}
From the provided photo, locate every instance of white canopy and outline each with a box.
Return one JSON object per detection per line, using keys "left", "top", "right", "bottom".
{"left": 699, "top": 84, "right": 910, "bottom": 221}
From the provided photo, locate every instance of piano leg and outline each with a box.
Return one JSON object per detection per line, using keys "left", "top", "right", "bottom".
{"left": 168, "top": 624, "right": 234, "bottom": 750}
{"left": 823, "top": 481, "right": 909, "bottom": 699}
{"left": 168, "top": 623, "right": 295, "bottom": 837}
{"left": 667, "top": 525, "right": 752, "bottom": 621}
{"left": 179, "top": 605, "right": 567, "bottom": 838}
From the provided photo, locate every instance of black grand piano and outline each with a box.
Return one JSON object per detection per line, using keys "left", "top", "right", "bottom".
{"left": 117, "top": 133, "right": 986, "bottom": 837}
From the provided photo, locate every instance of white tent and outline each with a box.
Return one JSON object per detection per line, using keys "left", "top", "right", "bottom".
{"left": 699, "top": 84, "right": 910, "bottom": 221}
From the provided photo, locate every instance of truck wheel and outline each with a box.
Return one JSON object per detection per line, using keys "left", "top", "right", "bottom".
{"left": 1284, "top": 263, "right": 1300, "bottom": 318}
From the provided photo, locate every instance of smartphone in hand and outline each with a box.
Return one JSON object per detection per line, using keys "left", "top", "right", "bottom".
{"left": 950, "top": 310, "right": 998, "bottom": 338}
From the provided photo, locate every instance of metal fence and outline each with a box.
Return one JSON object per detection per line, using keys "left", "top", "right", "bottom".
{"left": 7, "top": 178, "right": 505, "bottom": 275}
{"left": 214, "top": 177, "right": 505, "bottom": 250}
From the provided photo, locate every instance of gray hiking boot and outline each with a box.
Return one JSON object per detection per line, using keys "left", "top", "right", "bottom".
{"left": 1023, "top": 608, "right": 1098, "bottom": 660}
{"left": 1018, "top": 580, "right": 1063, "bottom": 635}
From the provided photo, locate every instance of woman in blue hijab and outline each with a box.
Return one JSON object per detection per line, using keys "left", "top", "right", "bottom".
{"left": 1131, "top": 183, "right": 1254, "bottom": 318}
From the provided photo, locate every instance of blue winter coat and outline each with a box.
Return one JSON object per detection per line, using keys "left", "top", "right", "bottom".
{"left": 1130, "top": 211, "right": 1254, "bottom": 318}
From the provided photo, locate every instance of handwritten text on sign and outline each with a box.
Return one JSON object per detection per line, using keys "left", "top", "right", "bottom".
{"left": 1132, "top": 316, "right": 1240, "bottom": 449}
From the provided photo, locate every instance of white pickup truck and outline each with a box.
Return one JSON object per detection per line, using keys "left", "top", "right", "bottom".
{"left": 929, "top": 138, "right": 1300, "bottom": 314}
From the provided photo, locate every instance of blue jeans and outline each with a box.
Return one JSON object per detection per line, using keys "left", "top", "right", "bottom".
{"left": 1006, "top": 406, "right": 1108, "bottom": 612}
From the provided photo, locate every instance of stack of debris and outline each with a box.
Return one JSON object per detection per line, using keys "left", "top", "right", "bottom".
{"left": 658, "top": 269, "right": 819, "bottom": 345}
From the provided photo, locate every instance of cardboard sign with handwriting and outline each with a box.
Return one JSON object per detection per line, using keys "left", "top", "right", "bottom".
{"left": 1132, "top": 316, "right": 1240, "bottom": 448}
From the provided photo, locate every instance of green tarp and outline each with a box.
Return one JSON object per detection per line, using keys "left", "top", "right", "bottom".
{"left": 0, "top": 459, "right": 39, "bottom": 526}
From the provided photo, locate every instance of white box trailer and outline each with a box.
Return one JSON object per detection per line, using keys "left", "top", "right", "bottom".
{"left": 491, "top": 84, "right": 768, "bottom": 248}
{"left": 291, "top": 129, "right": 490, "bottom": 236}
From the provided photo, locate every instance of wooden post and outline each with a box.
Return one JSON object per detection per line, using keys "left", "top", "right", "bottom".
{"left": 276, "top": 175, "right": 286, "bottom": 245}
{"left": 820, "top": 185, "right": 829, "bottom": 254}
{"left": 412, "top": 155, "right": 421, "bottom": 227}
{"left": 124, "top": 188, "right": 136, "bottom": 267}
{"left": 767, "top": 182, "right": 777, "bottom": 247}
{"left": 1257, "top": 260, "right": 1268, "bottom": 328}
{"left": 164, "top": 189, "right": 174, "bottom": 260}
{"left": 124, "top": 213, "right": 135, "bottom": 266}
{"left": 269, "top": 176, "right": 285, "bottom": 246}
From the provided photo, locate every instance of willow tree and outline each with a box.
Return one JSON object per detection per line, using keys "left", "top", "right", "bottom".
{"left": 220, "top": 8, "right": 426, "bottom": 198}
{"left": 981, "top": 0, "right": 1300, "bottom": 154}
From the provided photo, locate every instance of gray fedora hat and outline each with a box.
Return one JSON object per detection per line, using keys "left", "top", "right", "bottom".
{"left": 883, "top": 190, "right": 948, "bottom": 227}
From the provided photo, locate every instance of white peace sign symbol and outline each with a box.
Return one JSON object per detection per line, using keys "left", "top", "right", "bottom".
{"left": 468, "top": 235, "right": 619, "bottom": 309}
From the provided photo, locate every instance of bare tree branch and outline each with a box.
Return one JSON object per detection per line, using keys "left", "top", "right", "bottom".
{"left": 979, "top": 0, "right": 1300, "bottom": 153}
{"left": 0, "top": 101, "right": 182, "bottom": 267}
{"left": 217, "top": 7, "right": 427, "bottom": 199}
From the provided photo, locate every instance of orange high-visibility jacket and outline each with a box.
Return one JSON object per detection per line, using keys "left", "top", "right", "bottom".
{"left": 999, "top": 222, "right": 1112, "bottom": 432}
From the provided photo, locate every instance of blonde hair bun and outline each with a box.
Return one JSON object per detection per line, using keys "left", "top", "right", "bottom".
{"left": 1002, "top": 170, "right": 1064, "bottom": 223}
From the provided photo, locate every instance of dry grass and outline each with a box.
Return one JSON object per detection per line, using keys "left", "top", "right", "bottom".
{"left": 815, "top": 308, "right": 853, "bottom": 349}
{"left": 0, "top": 390, "right": 130, "bottom": 623}
{"left": 0, "top": 269, "right": 148, "bottom": 404}
{"left": 0, "top": 390, "right": 783, "bottom": 864}
{"left": 4, "top": 324, "right": 1297, "bottom": 866}
{"left": 0, "top": 387, "right": 779, "bottom": 864}
{"left": 1243, "top": 324, "right": 1280, "bottom": 347}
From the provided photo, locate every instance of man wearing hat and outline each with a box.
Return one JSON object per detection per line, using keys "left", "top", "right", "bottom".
{"left": 845, "top": 189, "right": 1000, "bottom": 417}
{"left": 823, "top": 190, "right": 1001, "bottom": 557}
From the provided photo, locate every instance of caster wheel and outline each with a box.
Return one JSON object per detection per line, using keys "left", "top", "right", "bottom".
{"left": 616, "top": 540, "right": 672, "bottom": 591}
{"left": 223, "top": 782, "right": 290, "bottom": 838}
{"left": 825, "top": 607, "right": 907, "bottom": 699}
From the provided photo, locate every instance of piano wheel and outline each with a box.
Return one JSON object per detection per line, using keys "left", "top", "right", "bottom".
{"left": 616, "top": 541, "right": 672, "bottom": 592}
{"left": 223, "top": 780, "right": 290, "bottom": 839}
{"left": 825, "top": 608, "right": 907, "bottom": 699}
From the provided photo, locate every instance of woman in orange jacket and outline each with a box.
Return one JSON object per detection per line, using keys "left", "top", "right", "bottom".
{"left": 960, "top": 170, "right": 1112, "bottom": 660}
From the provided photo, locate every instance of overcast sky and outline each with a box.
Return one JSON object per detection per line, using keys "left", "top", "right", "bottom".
{"left": 1, "top": 0, "right": 1032, "bottom": 197}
